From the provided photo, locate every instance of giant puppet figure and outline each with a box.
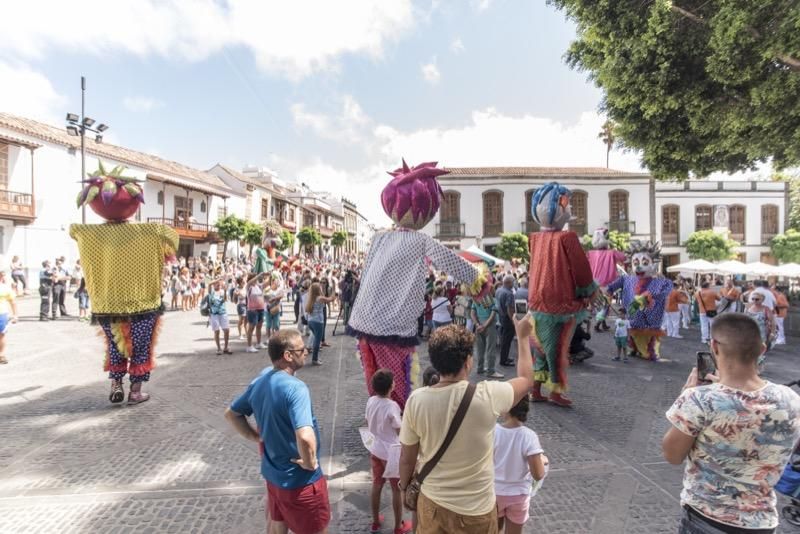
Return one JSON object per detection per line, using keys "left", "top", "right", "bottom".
{"left": 252, "top": 220, "right": 283, "bottom": 274}
{"left": 70, "top": 163, "right": 178, "bottom": 405}
{"left": 527, "top": 182, "right": 598, "bottom": 407}
{"left": 606, "top": 241, "right": 671, "bottom": 361}
{"left": 587, "top": 227, "right": 626, "bottom": 332}
{"left": 347, "top": 160, "right": 489, "bottom": 409}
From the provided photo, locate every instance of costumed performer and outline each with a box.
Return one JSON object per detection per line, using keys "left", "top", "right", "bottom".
{"left": 527, "top": 182, "right": 598, "bottom": 407}
{"left": 70, "top": 162, "right": 179, "bottom": 405}
{"left": 252, "top": 220, "right": 283, "bottom": 274}
{"left": 347, "top": 159, "right": 490, "bottom": 409}
{"left": 586, "top": 227, "right": 626, "bottom": 332}
{"left": 605, "top": 240, "right": 671, "bottom": 361}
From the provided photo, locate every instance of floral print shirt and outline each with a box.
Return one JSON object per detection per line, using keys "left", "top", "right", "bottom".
{"left": 666, "top": 382, "right": 800, "bottom": 529}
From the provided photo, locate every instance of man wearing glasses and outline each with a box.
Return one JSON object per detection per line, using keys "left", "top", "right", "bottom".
{"left": 662, "top": 313, "right": 800, "bottom": 533}
{"left": 225, "top": 329, "right": 330, "bottom": 534}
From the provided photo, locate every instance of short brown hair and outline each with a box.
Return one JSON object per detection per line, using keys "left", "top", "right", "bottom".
{"left": 428, "top": 325, "right": 474, "bottom": 376}
{"left": 710, "top": 313, "right": 764, "bottom": 364}
{"left": 267, "top": 329, "right": 303, "bottom": 363}
{"left": 371, "top": 369, "right": 393, "bottom": 396}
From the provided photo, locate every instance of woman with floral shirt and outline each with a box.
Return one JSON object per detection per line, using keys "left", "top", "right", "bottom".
{"left": 663, "top": 313, "right": 800, "bottom": 533}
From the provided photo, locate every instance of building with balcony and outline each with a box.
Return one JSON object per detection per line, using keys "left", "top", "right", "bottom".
{"left": 420, "top": 166, "right": 788, "bottom": 268}
{"left": 0, "top": 112, "right": 236, "bottom": 282}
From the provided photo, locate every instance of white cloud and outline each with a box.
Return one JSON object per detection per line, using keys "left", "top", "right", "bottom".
{"left": 421, "top": 57, "right": 441, "bottom": 84}
{"left": 0, "top": 61, "right": 66, "bottom": 123}
{"left": 279, "top": 98, "right": 645, "bottom": 225}
{"left": 122, "top": 96, "right": 164, "bottom": 113}
{"left": 0, "top": 0, "right": 415, "bottom": 80}
{"left": 290, "top": 95, "right": 370, "bottom": 144}
{"left": 450, "top": 38, "right": 465, "bottom": 54}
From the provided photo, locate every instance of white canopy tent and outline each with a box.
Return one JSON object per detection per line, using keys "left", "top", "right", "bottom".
{"left": 710, "top": 260, "right": 748, "bottom": 276}
{"left": 666, "top": 259, "right": 716, "bottom": 274}
{"left": 743, "top": 262, "right": 781, "bottom": 278}
{"left": 776, "top": 263, "right": 800, "bottom": 278}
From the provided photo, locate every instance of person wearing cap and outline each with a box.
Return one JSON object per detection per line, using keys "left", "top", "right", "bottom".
{"left": 0, "top": 270, "right": 19, "bottom": 364}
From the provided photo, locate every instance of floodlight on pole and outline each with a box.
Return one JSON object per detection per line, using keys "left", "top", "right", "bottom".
{"left": 97, "top": 124, "right": 108, "bottom": 132}
{"left": 66, "top": 113, "right": 79, "bottom": 123}
{"left": 66, "top": 125, "right": 79, "bottom": 136}
{"left": 95, "top": 135, "right": 103, "bottom": 143}
{"left": 83, "top": 117, "right": 95, "bottom": 127}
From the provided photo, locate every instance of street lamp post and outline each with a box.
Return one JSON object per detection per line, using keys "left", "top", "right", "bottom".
{"left": 66, "top": 76, "right": 109, "bottom": 223}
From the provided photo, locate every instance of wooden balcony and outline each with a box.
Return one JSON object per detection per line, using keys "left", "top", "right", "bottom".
{"left": 662, "top": 233, "right": 679, "bottom": 246}
{"left": 147, "top": 217, "right": 217, "bottom": 241}
{"left": 0, "top": 189, "right": 35, "bottom": 224}
{"left": 436, "top": 222, "right": 465, "bottom": 239}
{"left": 318, "top": 225, "right": 334, "bottom": 238}
{"left": 483, "top": 222, "right": 503, "bottom": 238}
{"left": 607, "top": 220, "right": 636, "bottom": 234}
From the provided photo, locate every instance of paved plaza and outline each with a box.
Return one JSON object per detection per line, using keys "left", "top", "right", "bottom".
{"left": 0, "top": 296, "right": 798, "bottom": 534}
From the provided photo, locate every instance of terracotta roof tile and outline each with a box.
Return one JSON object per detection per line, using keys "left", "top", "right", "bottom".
{"left": 442, "top": 166, "right": 646, "bottom": 177}
{"left": 0, "top": 112, "right": 232, "bottom": 195}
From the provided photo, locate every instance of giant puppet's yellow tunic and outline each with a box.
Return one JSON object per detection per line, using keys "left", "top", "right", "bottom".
{"left": 69, "top": 223, "right": 178, "bottom": 317}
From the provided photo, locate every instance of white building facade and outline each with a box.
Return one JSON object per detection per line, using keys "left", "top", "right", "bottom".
{"left": 421, "top": 167, "right": 788, "bottom": 270}
{"left": 0, "top": 113, "right": 237, "bottom": 284}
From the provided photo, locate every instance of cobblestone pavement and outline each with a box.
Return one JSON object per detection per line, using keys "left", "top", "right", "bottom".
{"left": 0, "top": 296, "right": 798, "bottom": 533}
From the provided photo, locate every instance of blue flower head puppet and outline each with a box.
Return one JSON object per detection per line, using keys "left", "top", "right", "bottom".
{"left": 526, "top": 182, "right": 598, "bottom": 407}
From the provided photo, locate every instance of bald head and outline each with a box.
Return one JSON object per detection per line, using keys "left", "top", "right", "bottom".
{"left": 503, "top": 275, "right": 515, "bottom": 287}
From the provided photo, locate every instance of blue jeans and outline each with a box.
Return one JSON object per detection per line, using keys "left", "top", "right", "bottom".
{"left": 308, "top": 320, "right": 324, "bottom": 362}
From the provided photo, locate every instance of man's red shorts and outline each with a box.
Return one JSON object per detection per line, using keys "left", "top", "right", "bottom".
{"left": 370, "top": 454, "right": 399, "bottom": 488}
{"left": 266, "top": 477, "right": 331, "bottom": 533}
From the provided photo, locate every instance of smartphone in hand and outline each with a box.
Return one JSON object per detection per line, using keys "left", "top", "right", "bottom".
{"left": 514, "top": 299, "right": 528, "bottom": 319}
{"left": 696, "top": 351, "right": 716, "bottom": 384}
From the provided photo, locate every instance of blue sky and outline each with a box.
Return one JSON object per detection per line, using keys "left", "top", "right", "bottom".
{"left": 0, "top": 0, "right": 643, "bottom": 222}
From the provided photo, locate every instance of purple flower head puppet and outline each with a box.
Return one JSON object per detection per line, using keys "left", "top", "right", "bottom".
{"left": 381, "top": 159, "right": 449, "bottom": 230}
{"left": 531, "top": 182, "right": 572, "bottom": 231}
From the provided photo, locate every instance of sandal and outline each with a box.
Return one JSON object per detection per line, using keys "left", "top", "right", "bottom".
{"left": 216, "top": 349, "right": 222, "bottom": 355}
{"left": 109, "top": 381, "right": 124, "bottom": 404}
{"left": 394, "top": 520, "right": 413, "bottom": 534}
{"left": 223, "top": 349, "right": 233, "bottom": 354}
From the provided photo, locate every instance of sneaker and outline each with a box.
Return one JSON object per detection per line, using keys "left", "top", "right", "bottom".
{"left": 487, "top": 371, "right": 505, "bottom": 379}
{"left": 612, "top": 356, "right": 621, "bottom": 361}
{"left": 246, "top": 346, "right": 258, "bottom": 353}
{"left": 370, "top": 514, "right": 385, "bottom": 533}
{"left": 238, "top": 335, "right": 245, "bottom": 341}
{"left": 394, "top": 520, "right": 413, "bottom": 534}
{"left": 258, "top": 342, "right": 268, "bottom": 349}
{"left": 312, "top": 360, "right": 323, "bottom": 366}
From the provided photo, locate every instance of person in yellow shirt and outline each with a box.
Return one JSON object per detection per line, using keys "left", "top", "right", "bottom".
{"left": 0, "top": 270, "right": 19, "bottom": 364}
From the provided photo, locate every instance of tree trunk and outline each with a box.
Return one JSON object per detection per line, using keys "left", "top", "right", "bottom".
{"left": 606, "top": 145, "right": 610, "bottom": 168}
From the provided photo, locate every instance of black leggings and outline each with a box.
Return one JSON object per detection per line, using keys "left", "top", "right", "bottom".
{"left": 11, "top": 273, "right": 26, "bottom": 290}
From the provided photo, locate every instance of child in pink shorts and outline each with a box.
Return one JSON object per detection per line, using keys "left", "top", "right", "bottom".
{"left": 493, "top": 397, "right": 549, "bottom": 533}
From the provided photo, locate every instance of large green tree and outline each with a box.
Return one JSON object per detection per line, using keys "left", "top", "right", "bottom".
{"left": 215, "top": 215, "right": 245, "bottom": 262}
{"left": 685, "top": 230, "right": 739, "bottom": 261}
{"left": 242, "top": 221, "right": 264, "bottom": 255}
{"left": 297, "top": 226, "right": 322, "bottom": 256}
{"left": 331, "top": 230, "right": 348, "bottom": 259}
{"left": 495, "top": 232, "right": 529, "bottom": 261}
{"left": 770, "top": 229, "right": 800, "bottom": 263}
{"left": 548, "top": 0, "right": 800, "bottom": 179}
{"left": 278, "top": 230, "right": 295, "bottom": 253}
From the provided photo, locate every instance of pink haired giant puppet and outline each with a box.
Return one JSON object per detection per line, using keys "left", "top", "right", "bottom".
{"left": 348, "top": 160, "right": 488, "bottom": 409}
{"left": 587, "top": 227, "right": 626, "bottom": 332}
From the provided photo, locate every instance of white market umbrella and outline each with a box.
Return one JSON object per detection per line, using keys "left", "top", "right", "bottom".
{"left": 711, "top": 260, "right": 748, "bottom": 276}
{"left": 666, "top": 259, "right": 716, "bottom": 274}
{"left": 776, "top": 263, "right": 800, "bottom": 278}
{"left": 466, "top": 245, "right": 505, "bottom": 267}
{"left": 744, "top": 262, "right": 782, "bottom": 277}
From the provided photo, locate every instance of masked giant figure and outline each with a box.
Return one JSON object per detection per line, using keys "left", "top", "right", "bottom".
{"left": 70, "top": 163, "right": 178, "bottom": 405}
{"left": 527, "top": 182, "right": 598, "bottom": 407}
{"left": 252, "top": 220, "right": 283, "bottom": 274}
{"left": 348, "top": 160, "right": 490, "bottom": 409}
{"left": 606, "top": 241, "right": 671, "bottom": 361}
{"left": 587, "top": 227, "right": 626, "bottom": 332}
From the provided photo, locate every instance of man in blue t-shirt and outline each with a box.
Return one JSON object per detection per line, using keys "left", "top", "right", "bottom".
{"left": 225, "top": 329, "right": 330, "bottom": 534}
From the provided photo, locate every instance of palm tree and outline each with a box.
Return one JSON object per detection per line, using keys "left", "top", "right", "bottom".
{"left": 598, "top": 120, "right": 616, "bottom": 168}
